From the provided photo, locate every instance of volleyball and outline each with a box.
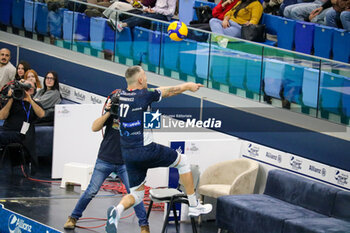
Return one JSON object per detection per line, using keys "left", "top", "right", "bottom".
{"left": 167, "top": 21, "right": 188, "bottom": 41}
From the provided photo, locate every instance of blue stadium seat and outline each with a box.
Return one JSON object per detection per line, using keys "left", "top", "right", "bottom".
{"left": 90, "top": 17, "right": 105, "bottom": 51}
{"left": 314, "top": 25, "right": 333, "bottom": 59}
{"left": 75, "top": 13, "right": 90, "bottom": 46}
{"left": 261, "top": 14, "right": 282, "bottom": 35}
{"left": 116, "top": 27, "right": 133, "bottom": 61}
{"left": 162, "top": 34, "right": 180, "bottom": 72}
{"left": 103, "top": 18, "right": 116, "bottom": 53}
{"left": 277, "top": 17, "right": 295, "bottom": 50}
{"left": 263, "top": 60, "right": 285, "bottom": 99}
{"left": 12, "top": 0, "right": 24, "bottom": 29}
{"left": 332, "top": 29, "right": 350, "bottom": 63}
{"left": 246, "top": 58, "right": 263, "bottom": 95}
{"left": 282, "top": 64, "right": 304, "bottom": 104}
{"left": 195, "top": 42, "right": 209, "bottom": 81}
{"left": 48, "top": 8, "right": 66, "bottom": 38}
{"left": 228, "top": 53, "right": 247, "bottom": 90}
{"left": 36, "top": 2, "right": 49, "bottom": 35}
{"left": 63, "top": 10, "right": 77, "bottom": 41}
{"left": 148, "top": 30, "right": 162, "bottom": 68}
{"left": 342, "top": 77, "right": 350, "bottom": 118}
{"left": 320, "top": 72, "right": 345, "bottom": 114}
{"left": 133, "top": 26, "right": 151, "bottom": 65}
{"left": 192, "top": 0, "right": 216, "bottom": 21}
{"left": 0, "top": 0, "right": 12, "bottom": 25}
{"left": 179, "top": 39, "right": 198, "bottom": 77}
{"left": 24, "top": 0, "right": 37, "bottom": 32}
{"left": 210, "top": 45, "right": 229, "bottom": 85}
{"left": 152, "top": 21, "right": 168, "bottom": 34}
{"left": 302, "top": 67, "right": 321, "bottom": 108}
{"left": 294, "top": 21, "right": 314, "bottom": 54}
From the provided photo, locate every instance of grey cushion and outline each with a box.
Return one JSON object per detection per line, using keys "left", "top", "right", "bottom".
{"left": 35, "top": 126, "right": 53, "bottom": 157}
{"left": 284, "top": 217, "right": 350, "bottom": 233}
{"left": 264, "top": 169, "right": 339, "bottom": 216}
{"left": 216, "top": 194, "right": 325, "bottom": 233}
{"left": 150, "top": 188, "right": 184, "bottom": 201}
{"left": 332, "top": 191, "right": 350, "bottom": 221}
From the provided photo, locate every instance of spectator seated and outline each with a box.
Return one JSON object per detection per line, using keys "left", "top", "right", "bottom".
{"left": 216, "top": 169, "right": 350, "bottom": 233}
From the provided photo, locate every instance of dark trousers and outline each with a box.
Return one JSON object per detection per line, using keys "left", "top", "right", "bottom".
{"left": 0, "top": 128, "right": 22, "bottom": 146}
{"left": 0, "top": 126, "right": 37, "bottom": 168}
{"left": 123, "top": 13, "right": 168, "bottom": 29}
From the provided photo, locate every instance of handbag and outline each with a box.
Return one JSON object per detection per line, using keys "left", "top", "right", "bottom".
{"left": 193, "top": 6, "right": 213, "bottom": 24}
{"left": 241, "top": 24, "right": 266, "bottom": 42}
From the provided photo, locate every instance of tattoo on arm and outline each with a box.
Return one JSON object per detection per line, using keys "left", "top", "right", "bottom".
{"left": 162, "top": 86, "right": 182, "bottom": 98}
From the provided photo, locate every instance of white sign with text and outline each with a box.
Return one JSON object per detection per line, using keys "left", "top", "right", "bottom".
{"left": 52, "top": 104, "right": 104, "bottom": 178}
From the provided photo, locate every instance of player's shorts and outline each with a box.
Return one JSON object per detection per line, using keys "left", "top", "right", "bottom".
{"left": 121, "top": 142, "right": 178, "bottom": 188}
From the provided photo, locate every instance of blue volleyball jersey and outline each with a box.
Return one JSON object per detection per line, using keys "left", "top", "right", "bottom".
{"left": 118, "top": 88, "right": 161, "bottom": 148}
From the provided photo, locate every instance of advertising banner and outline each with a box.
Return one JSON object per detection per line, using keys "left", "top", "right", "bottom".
{"left": 327, "top": 167, "right": 350, "bottom": 190}
{"left": 59, "top": 83, "right": 106, "bottom": 104}
{"left": 240, "top": 141, "right": 289, "bottom": 168}
{"left": 0, "top": 204, "right": 62, "bottom": 233}
{"left": 241, "top": 140, "right": 349, "bottom": 191}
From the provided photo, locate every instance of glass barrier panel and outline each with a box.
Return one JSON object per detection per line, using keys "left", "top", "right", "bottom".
{"left": 262, "top": 46, "right": 322, "bottom": 118}
{"left": 0, "top": 0, "right": 13, "bottom": 27}
{"left": 11, "top": 0, "right": 25, "bottom": 32}
{"left": 158, "top": 21, "right": 182, "bottom": 80}
{"left": 73, "top": 9, "right": 90, "bottom": 55}
{"left": 178, "top": 25, "right": 210, "bottom": 85}
{"left": 109, "top": 10, "right": 164, "bottom": 67}
{"left": 88, "top": 8, "right": 116, "bottom": 60}
{"left": 130, "top": 18, "right": 164, "bottom": 73}
{"left": 319, "top": 60, "right": 350, "bottom": 125}
{"left": 48, "top": 1, "right": 119, "bottom": 58}
{"left": 35, "top": 1, "right": 49, "bottom": 38}
{"left": 47, "top": 6, "right": 66, "bottom": 45}
{"left": 160, "top": 23, "right": 212, "bottom": 86}
{"left": 61, "top": 6, "right": 76, "bottom": 50}
{"left": 208, "top": 36, "right": 264, "bottom": 100}
{"left": 24, "top": 0, "right": 36, "bottom": 35}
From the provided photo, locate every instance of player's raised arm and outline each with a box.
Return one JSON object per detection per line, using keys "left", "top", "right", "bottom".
{"left": 158, "top": 82, "right": 203, "bottom": 98}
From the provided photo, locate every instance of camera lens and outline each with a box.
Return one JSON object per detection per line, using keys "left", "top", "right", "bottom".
{"left": 12, "top": 88, "right": 25, "bottom": 100}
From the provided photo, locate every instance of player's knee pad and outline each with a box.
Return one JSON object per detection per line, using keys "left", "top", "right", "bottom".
{"left": 174, "top": 154, "right": 191, "bottom": 174}
{"left": 130, "top": 187, "right": 145, "bottom": 207}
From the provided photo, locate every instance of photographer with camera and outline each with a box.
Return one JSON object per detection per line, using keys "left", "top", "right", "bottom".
{"left": 0, "top": 80, "right": 45, "bottom": 170}
{"left": 64, "top": 90, "right": 150, "bottom": 233}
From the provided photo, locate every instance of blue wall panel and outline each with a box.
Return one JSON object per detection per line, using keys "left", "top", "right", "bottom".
{"left": 202, "top": 100, "right": 350, "bottom": 171}
{"left": 18, "top": 48, "right": 127, "bottom": 96}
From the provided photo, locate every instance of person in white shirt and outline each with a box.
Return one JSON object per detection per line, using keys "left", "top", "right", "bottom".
{"left": 108, "top": 0, "right": 176, "bottom": 31}
{"left": 0, "top": 48, "right": 16, "bottom": 89}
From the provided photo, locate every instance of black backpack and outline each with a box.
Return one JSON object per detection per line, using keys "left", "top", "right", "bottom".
{"left": 193, "top": 5, "right": 212, "bottom": 24}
